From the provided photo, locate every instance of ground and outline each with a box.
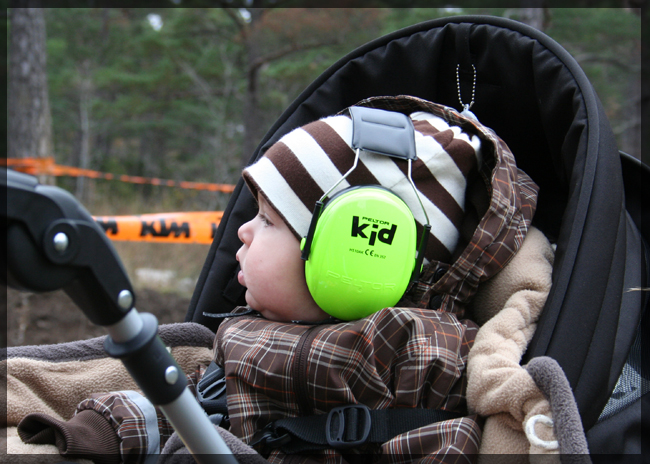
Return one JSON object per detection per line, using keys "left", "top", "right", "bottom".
{"left": 5, "top": 287, "right": 192, "bottom": 347}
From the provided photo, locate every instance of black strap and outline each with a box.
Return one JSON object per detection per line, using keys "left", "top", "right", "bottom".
{"left": 202, "top": 307, "right": 257, "bottom": 319}
{"left": 250, "top": 404, "right": 462, "bottom": 454}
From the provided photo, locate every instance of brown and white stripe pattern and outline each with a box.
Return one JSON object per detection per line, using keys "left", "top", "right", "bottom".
{"left": 243, "top": 109, "right": 482, "bottom": 264}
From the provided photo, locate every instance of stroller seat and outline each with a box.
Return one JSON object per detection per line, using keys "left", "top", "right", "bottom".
{"left": 185, "top": 15, "right": 649, "bottom": 453}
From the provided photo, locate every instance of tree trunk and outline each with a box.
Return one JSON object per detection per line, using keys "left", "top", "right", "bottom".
{"left": 639, "top": 7, "right": 649, "bottom": 166}
{"left": 516, "top": 3, "right": 549, "bottom": 31}
{"left": 76, "top": 60, "right": 93, "bottom": 202}
{"left": 621, "top": 72, "right": 642, "bottom": 160}
{"left": 241, "top": 7, "right": 265, "bottom": 168}
{"left": 8, "top": 6, "right": 54, "bottom": 177}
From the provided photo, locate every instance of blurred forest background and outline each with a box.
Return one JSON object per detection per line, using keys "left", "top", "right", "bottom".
{"left": 6, "top": 6, "right": 643, "bottom": 300}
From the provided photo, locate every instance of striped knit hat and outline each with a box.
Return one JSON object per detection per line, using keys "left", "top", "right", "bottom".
{"left": 243, "top": 101, "right": 483, "bottom": 264}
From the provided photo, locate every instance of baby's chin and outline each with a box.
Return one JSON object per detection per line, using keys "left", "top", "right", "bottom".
{"left": 245, "top": 294, "right": 280, "bottom": 321}
{"left": 250, "top": 306, "right": 286, "bottom": 322}
{"left": 245, "top": 292, "right": 260, "bottom": 312}
{"left": 246, "top": 292, "right": 330, "bottom": 323}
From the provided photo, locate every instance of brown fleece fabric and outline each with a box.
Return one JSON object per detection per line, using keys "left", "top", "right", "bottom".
{"left": 4, "top": 323, "right": 214, "bottom": 425}
{"left": 3, "top": 322, "right": 214, "bottom": 459}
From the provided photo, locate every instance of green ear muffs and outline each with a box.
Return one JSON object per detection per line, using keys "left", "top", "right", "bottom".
{"left": 300, "top": 186, "right": 417, "bottom": 321}
{"left": 300, "top": 106, "right": 430, "bottom": 321}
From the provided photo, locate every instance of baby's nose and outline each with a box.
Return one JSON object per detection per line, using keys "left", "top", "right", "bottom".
{"left": 238, "top": 219, "right": 252, "bottom": 244}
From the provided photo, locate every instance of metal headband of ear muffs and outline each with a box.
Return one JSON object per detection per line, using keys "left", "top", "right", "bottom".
{"left": 299, "top": 107, "right": 432, "bottom": 319}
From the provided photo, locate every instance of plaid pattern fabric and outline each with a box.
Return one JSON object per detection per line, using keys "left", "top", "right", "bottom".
{"left": 76, "top": 391, "right": 163, "bottom": 462}
{"left": 71, "top": 368, "right": 203, "bottom": 462}
{"left": 380, "top": 417, "right": 482, "bottom": 464}
{"left": 215, "top": 307, "right": 481, "bottom": 462}
{"left": 352, "top": 96, "right": 539, "bottom": 318}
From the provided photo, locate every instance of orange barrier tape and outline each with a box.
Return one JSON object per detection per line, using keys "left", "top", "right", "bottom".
{"left": 3, "top": 157, "right": 235, "bottom": 193}
{"left": 94, "top": 211, "right": 223, "bottom": 244}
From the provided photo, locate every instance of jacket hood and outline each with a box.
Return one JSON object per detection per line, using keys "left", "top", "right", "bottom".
{"left": 353, "top": 96, "right": 539, "bottom": 318}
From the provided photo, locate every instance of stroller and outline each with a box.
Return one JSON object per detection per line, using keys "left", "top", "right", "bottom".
{"left": 5, "top": 14, "right": 648, "bottom": 460}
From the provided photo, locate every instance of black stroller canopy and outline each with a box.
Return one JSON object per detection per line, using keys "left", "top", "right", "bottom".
{"left": 187, "top": 15, "right": 649, "bottom": 438}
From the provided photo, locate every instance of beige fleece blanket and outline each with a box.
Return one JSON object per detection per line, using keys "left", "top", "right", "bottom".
{"left": 466, "top": 226, "right": 558, "bottom": 458}
{"left": 2, "top": 322, "right": 215, "bottom": 457}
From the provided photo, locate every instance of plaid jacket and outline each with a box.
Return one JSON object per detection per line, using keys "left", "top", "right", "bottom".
{"left": 215, "top": 307, "right": 481, "bottom": 463}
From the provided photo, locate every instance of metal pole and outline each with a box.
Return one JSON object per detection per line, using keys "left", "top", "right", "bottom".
{"left": 106, "top": 309, "right": 239, "bottom": 464}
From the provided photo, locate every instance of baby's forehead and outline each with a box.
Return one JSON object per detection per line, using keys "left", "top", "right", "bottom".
{"left": 256, "top": 193, "right": 292, "bottom": 227}
{"left": 256, "top": 193, "right": 274, "bottom": 212}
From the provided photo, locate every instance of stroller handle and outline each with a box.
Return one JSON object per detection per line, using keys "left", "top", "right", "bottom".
{"left": 3, "top": 168, "right": 237, "bottom": 463}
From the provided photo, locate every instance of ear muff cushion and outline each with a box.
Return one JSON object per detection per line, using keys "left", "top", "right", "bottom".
{"left": 304, "top": 187, "right": 417, "bottom": 320}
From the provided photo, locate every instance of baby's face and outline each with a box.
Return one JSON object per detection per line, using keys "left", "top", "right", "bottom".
{"left": 236, "top": 194, "right": 328, "bottom": 322}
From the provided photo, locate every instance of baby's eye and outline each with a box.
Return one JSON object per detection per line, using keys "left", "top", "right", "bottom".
{"left": 258, "top": 213, "right": 272, "bottom": 227}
